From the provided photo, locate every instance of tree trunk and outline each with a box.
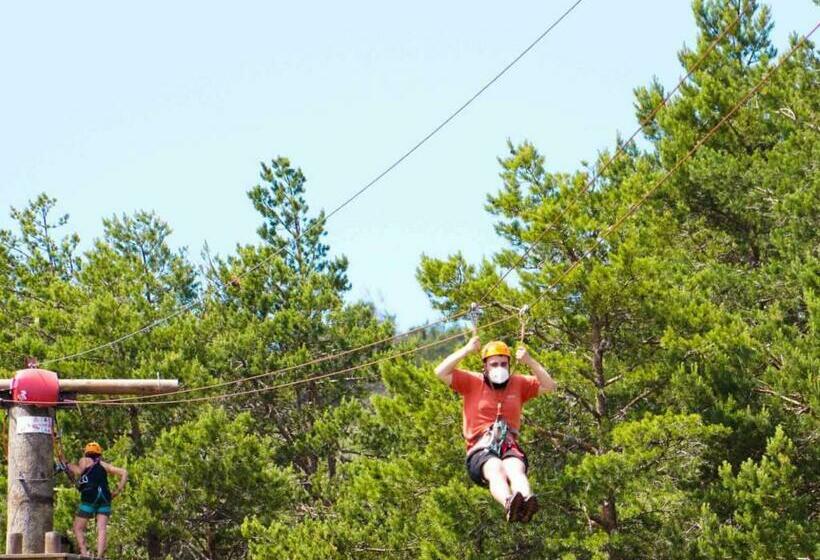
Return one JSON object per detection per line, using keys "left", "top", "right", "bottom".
{"left": 591, "top": 322, "right": 608, "bottom": 422}
{"left": 328, "top": 453, "right": 337, "bottom": 478}
{"left": 600, "top": 495, "right": 618, "bottom": 533}
{"left": 145, "top": 526, "right": 162, "bottom": 559}
{"left": 591, "top": 321, "right": 620, "bottom": 537}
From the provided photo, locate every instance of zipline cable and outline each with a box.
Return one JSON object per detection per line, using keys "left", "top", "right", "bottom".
{"left": 80, "top": 13, "right": 746, "bottom": 406}
{"left": 476, "top": 10, "right": 742, "bottom": 300}
{"left": 39, "top": 0, "right": 587, "bottom": 367}
{"left": 54, "top": 18, "right": 819, "bottom": 408}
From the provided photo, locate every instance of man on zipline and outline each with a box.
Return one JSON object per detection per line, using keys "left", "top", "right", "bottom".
{"left": 435, "top": 336, "right": 556, "bottom": 522}
{"left": 60, "top": 442, "right": 128, "bottom": 558}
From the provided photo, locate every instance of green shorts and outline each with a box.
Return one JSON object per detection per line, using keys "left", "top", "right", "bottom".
{"left": 76, "top": 501, "right": 112, "bottom": 518}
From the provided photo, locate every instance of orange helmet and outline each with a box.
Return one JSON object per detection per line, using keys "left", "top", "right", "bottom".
{"left": 84, "top": 442, "right": 103, "bottom": 455}
{"left": 481, "top": 341, "right": 511, "bottom": 361}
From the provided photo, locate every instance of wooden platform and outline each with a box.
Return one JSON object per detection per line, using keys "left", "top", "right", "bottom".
{"left": 0, "top": 555, "right": 96, "bottom": 559}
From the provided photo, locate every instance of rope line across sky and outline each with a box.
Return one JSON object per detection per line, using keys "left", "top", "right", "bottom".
{"left": 39, "top": 0, "right": 587, "bottom": 368}
{"left": 17, "top": 17, "right": 815, "bottom": 408}
{"left": 54, "top": 11, "right": 746, "bottom": 406}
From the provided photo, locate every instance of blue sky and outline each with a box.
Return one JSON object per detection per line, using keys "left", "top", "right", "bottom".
{"left": 1, "top": 1, "right": 816, "bottom": 329}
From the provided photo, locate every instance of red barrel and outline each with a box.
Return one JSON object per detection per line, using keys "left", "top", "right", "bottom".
{"left": 11, "top": 368, "right": 60, "bottom": 407}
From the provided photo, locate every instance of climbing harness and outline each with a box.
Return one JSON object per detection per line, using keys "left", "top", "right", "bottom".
{"left": 77, "top": 456, "right": 109, "bottom": 499}
{"left": 487, "top": 404, "right": 509, "bottom": 456}
{"left": 470, "top": 402, "right": 521, "bottom": 459}
{"left": 471, "top": 371, "right": 517, "bottom": 454}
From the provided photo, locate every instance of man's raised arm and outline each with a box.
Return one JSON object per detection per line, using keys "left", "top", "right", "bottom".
{"left": 435, "top": 336, "right": 480, "bottom": 386}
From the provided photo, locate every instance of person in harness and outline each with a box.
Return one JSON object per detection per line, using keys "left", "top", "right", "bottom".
{"left": 61, "top": 442, "right": 128, "bottom": 557}
{"left": 435, "top": 337, "right": 556, "bottom": 522}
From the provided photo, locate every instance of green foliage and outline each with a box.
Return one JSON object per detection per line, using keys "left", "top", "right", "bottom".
{"left": 1, "top": 154, "right": 392, "bottom": 557}
{"left": 0, "top": 1, "right": 817, "bottom": 558}
{"left": 197, "top": 157, "right": 393, "bottom": 487}
{"left": 114, "top": 406, "right": 296, "bottom": 559}
{"left": 248, "top": 156, "right": 348, "bottom": 289}
{"left": 698, "top": 426, "right": 819, "bottom": 559}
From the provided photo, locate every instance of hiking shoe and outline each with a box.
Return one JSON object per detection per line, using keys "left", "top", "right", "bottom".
{"left": 520, "top": 494, "right": 540, "bottom": 523}
{"left": 505, "top": 492, "right": 524, "bottom": 522}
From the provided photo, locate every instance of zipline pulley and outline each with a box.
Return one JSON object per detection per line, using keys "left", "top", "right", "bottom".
{"left": 518, "top": 304, "right": 530, "bottom": 343}
{"left": 468, "top": 302, "right": 483, "bottom": 336}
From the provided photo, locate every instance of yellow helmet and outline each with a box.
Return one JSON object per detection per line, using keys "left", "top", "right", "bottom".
{"left": 481, "top": 341, "right": 511, "bottom": 361}
{"left": 84, "top": 442, "right": 103, "bottom": 455}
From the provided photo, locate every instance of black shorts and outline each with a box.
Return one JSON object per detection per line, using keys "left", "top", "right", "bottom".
{"left": 465, "top": 447, "right": 528, "bottom": 487}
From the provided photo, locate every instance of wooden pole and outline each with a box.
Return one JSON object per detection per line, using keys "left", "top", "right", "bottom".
{"left": 6, "top": 405, "right": 54, "bottom": 553}
{"left": 2, "top": 374, "right": 178, "bottom": 554}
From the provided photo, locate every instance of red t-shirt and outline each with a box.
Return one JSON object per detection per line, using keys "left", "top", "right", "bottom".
{"left": 450, "top": 369, "right": 541, "bottom": 449}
